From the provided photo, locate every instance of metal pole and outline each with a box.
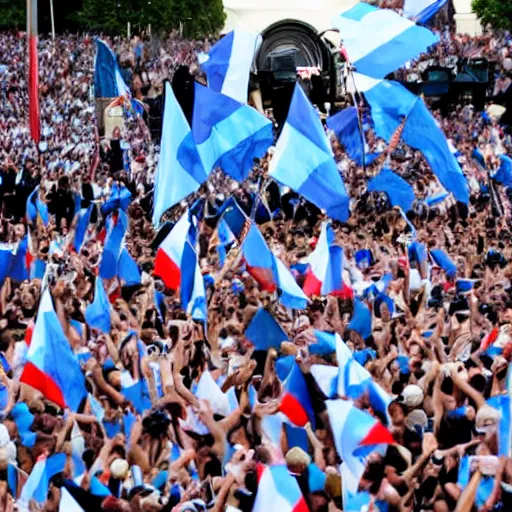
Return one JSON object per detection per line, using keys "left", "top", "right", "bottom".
{"left": 28, "top": 0, "right": 40, "bottom": 143}
{"left": 49, "top": 0, "right": 55, "bottom": 39}
{"left": 26, "top": 0, "right": 31, "bottom": 47}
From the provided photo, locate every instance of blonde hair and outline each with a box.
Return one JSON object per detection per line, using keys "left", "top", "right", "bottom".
{"left": 285, "top": 447, "right": 311, "bottom": 468}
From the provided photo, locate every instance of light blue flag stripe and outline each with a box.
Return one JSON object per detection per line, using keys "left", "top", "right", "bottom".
{"left": 94, "top": 40, "right": 129, "bottom": 98}
{"left": 74, "top": 205, "right": 93, "bottom": 253}
{"left": 269, "top": 84, "right": 349, "bottom": 222}
{"left": 189, "top": 83, "right": 273, "bottom": 182}
{"left": 493, "top": 155, "right": 512, "bottom": 186}
{"left": 85, "top": 277, "right": 111, "bottom": 334}
{"left": 352, "top": 73, "right": 468, "bottom": 204}
{"left": 99, "top": 211, "right": 128, "bottom": 279}
{"left": 118, "top": 248, "right": 141, "bottom": 286}
{"left": 152, "top": 82, "right": 206, "bottom": 226}
{"left": 404, "top": 0, "right": 448, "bottom": 23}
{"left": 180, "top": 241, "right": 208, "bottom": 323}
{"left": 333, "top": 3, "right": 439, "bottom": 78}
{"left": 200, "top": 28, "right": 261, "bottom": 104}
{"left": 402, "top": 99, "right": 469, "bottom": 203}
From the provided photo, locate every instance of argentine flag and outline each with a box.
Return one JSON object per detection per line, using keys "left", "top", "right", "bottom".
{"left": 333, "top": 3, "right": 439, "bottom": 78}
{"left": 200, "top": 28, "right": 262, "bottom": 104}
{"left": 269, "top": 83, "right": 350, "bottom": 222}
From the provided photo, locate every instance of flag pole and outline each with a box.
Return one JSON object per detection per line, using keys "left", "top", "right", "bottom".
{"left": 49, "top": 0, "right": 55, "bottom": 40}
{"left": 27, "top": 0, "right": 40, "bottom": 143}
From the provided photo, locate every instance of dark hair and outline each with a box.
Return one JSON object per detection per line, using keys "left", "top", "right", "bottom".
{"left": 203, "top": 455, "right": 222, "bottom": 478}
{"left": 362, "top": 458, "right": 385, "bottom": 494}
{"left": 142, "top": 410, "right": 171, "bottom": 438}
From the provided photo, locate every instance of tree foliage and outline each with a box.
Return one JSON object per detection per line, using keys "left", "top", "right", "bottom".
{"left": 472, "top": 0, "right": 512, "bottom": 30}
{"left": 78, "top": 0, "right": 226, "bottom": 36}
{"left": 0, "top": 0, "right": 225, "bottom": 37}
{"left": 0, "top": 0, "right": 25, "bottom": 30}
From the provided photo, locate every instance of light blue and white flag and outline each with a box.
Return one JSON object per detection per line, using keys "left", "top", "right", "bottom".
{"left": 152, "top": 82, "right": 207, "bottom": 226}
{"left": 403, "top": 0, "right": 448, "bottom": 24}
{"left": 200, "top": 28, "right": 262, "bottom": 104}
{"left": 19, "top": 453, "right": 67, "bottom": 508}
{"left": 269, "top": 83, "right": 350, "bottom": 222}
{"left": 351, "top": 73, "right": 469, "bottom": 204}
{"left": 185, "top": 83, "right": 273, "bottom": 182}
{"left": 333, "top": 3, "right": 438, "bottom": 78}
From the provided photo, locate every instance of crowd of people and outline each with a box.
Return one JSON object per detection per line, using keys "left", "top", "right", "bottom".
{"left": 0, "top": 11, "right": 512, "bottom": 512}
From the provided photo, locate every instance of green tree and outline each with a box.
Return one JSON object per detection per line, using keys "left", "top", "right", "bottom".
{"left": 472, "top": 0, "right": 512, "bottom": 30}
{"left": 0, "top": 0, "right": 25, "bottom": 30}
{"left": 78, "top": 0, "right": 128, "bottom": 34}
{"left": 78, "top": 0, "right": 225, "bottom": 36}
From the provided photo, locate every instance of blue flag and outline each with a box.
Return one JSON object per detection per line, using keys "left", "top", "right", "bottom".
{"left": 348, "top": 299, "right": 372, "bottom": 339}
{"left": 152, "top": 82, "right": 206, "bottom": 226}
{"left": 402, "top": 99, "right": 469, "bottom": 204}
{"left": 493, "top": 155, "right": 512, "bottom": 186}
{"left": 99, "top": 211, "right": 128, "bottom": 280}
{"left": 94, "top": 40, "right": 130, "bottom": 98}
{"left": 327, "top": 107, "right": 380, "bottom": 165}
{"left": 352, "top": 73, "right": 468, "bottom": 203}
{"left": 9, "top": 236, "right": 29, "bottom": 282}
{"left": 244, "top": 308, "right": 289, "bottom": 351}
{"left": 118, "top": 248, "right": 141, "bottom": 286}
{"left": 180, "top": 241, "right": 207, "bottom": 323}
{"left": 404, "top": 0, "right": 449, "bottom": 24}
{"left": 472, "top": 148, "right": 487, "bottom": 168}
{"left": 26, "top": 187, "right": 49, "bottom": 226}
{"left": 430, "top": 248, "right": 457, "bottom": 278}
{"left": 122, "top": 379, "right": 152, "bottom": 414}
{"left": 85, "top": 278, "right": 111, "bottom": 334}
{"left": 333, "top": 3, "right": 438, "bottom": 78}
{"left": 243, "top": 222, "right": 308, "bottom": 310}
{"left": 74, "top": 205, "right": 93, "bottom": 253}
{"left": 309, "top": 331, "right": 337, "bottom": 356}
{"left": 200, "top": 28, "right": 261, "bottom": 104}
{"left": 269, "top": 83, "right": 350, "bottom": 221}
{"left": 101, "top": 183, "right": 132, "bottom": 216}
{"left": 0, "top": 246, "right": 14, "bottom": 289}
{"left": 184, "top": 82, "right": 273, "bottom": 182}
{"left": 368, "top": 167, "right": 415, "bottom": 212}
{"left": 19, "top": 453, "right": 67, "bottom": 505}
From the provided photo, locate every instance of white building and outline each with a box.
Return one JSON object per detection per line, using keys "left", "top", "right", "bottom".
{"left": 222, "top": 0, "right": 482, "bottom": 36}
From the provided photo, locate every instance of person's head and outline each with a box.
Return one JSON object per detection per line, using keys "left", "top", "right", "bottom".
{"left": 309, "top": 491, "right": 329, "bottom": 512}
{"left": 110, "top": 458, "right": 129, "bottom": 481}
{"left": 388, "top": 401, "right": 407, "bottom": 427}
{"left": 359, "top": 454, "right": 384, "bottom": 493}
{"left": 408, "top": 342, "right": 425, "bottom": 371}
{"left": 101, "top": 496, "right": 131, "bottom": 512}
{"left": 474, "top": 405, "right": 500, "bottom": 443}
{"left": 433, "top": 498, "right": 450, "bottom": 512}
{"left": 285, "top": 447, "right": 311, "bottom": 475}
